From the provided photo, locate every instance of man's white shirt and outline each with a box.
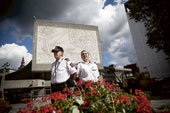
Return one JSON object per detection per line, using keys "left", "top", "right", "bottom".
{"left": 77, "top": 61, "right": 99, "bottom": 82}
{"left": 51, "top": 57, "right": 76, "bottom": 84}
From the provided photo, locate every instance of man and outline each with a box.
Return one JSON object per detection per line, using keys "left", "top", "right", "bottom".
{"left": 51, "top": 46, "right": 77, "bottom": 93}
{"left": 77, "top": 50, "right": 100, "bottom": 82}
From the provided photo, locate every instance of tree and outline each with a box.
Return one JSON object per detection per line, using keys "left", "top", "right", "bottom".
{"left": 1, "top": 62, "right": 10, "bottom": 99}
{"left": 125, "top": 0, "right": 170, "bottom": 60}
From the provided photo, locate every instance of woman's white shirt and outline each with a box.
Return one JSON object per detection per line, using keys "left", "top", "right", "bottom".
{"left": 77, "top": 62, "right": 99, "bottom": 82}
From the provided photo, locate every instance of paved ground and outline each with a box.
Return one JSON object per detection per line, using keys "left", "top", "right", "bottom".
{"left": 151, "top": 99, "right": 170, "bottom": 112}
{"left": 9, "top": 99, "right": 170, "bottom": 113}
{"left": 9, "top": 103, "right": 27, "bottom": 113}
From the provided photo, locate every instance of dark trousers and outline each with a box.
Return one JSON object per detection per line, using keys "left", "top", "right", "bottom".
{"left": 51, "top": 82, "right": 66, "bottom": 93}
{"left": 51, "top": 78, "right": 75, "bottom": 93}
{"left": 51, "top": 82, "right": 67, "bottom": 104}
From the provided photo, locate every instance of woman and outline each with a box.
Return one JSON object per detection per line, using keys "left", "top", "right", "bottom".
{"left": 77, "top": 50, "right": 100, "bottom": 82}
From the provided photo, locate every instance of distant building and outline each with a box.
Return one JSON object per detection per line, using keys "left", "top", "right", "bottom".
{"left": 0, "top": 69, "right": 16, "bottom": 76}
{"left": 101, "top": 64, "right": 133, "bottom": 83}
{"left": 2, "top": 61, "right": 51, "bottom": 103}
{"left": 124, "top": 63, "right": 140, "bottom": 75}
{"left": 18, "top": 57, "right": 25, "bottom": 70}
{"left": 124, "top": 2, "right": 170, "bottom": 78}
{"left": 0, "top": 68, "right": 16, "bottom": 87}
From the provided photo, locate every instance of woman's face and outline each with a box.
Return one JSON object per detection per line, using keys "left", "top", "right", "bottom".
{"left": 81, "top": 52, "right": 89, "bottom": 62}
{"left": 54, "top": 51, "right": 63, "bottom": 60}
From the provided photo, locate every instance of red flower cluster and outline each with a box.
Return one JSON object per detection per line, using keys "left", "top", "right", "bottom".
{"left": 84, "top": 100, "right": 90, "bottom": 107}
{"left": 26, "top": 101, "right": 33, "bottom": 109}
{"left": 40, "top": 104, "right": 56, "bottom": 113}
{"left": 0, "top": 99, "right": 9, "bottom": 113}
{"left": 135, "top": 89, "right": 144, "bottom": 95}
{"left": 85, "top": 81, "right": 92, "bottom": 88}
{"left": 74, "top": 90, "right": 80, "bottom": 96}
{"left": 50, "top": 92, "right": 67, "bottom": 102}
{"left": 62, "top": 88, "right": 73, "bottom": 96}
{"left": 118, "top": 95, "right": 131, "bottom": 103}
{"left": 77, "top": 80, "right": 84, "bottom": 87}
{"left": 135, "top": 90, "right": 152, "bottom": 113}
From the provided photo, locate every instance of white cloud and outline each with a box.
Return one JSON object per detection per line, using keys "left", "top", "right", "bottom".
{"left": 0, "top": 43, "right": 32, "bottom": 69}
{"left": 0, "top": 0, "right": 137, "bottom": 67}
{"left": 90, "top": 3, "right": 137, "bottom": 66}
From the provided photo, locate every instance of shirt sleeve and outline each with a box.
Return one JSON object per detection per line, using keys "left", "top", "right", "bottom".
{"left": 51, "top": 62, "right": 55, "bottom": 77}
{"left": 66, "top": 61, "right": 77, "bottom": 75}
{"left": 77, "top": 63, "right": 81, "bottom": 77}
{"left": 92, "top": 63, "right": 100, "bottom": 82}
{"left": 94, "top": 63, "right": 100, "bottom": 77}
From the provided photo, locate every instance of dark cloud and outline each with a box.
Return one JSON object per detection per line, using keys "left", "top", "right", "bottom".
{"left": 0, "top": 0, "right": 100, "bottom": 41}
{"left": 0, "top": 0, "right": 74, "bottom": 41}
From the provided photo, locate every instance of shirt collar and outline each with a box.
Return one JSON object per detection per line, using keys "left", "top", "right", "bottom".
{"left": 56, "top": 57, "right": 63, "bottom": 63}
{"left": 83, "top": 60, "right": 91, "bottom": 64}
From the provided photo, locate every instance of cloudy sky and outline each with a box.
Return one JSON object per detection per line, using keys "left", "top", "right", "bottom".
{"left": 0, "top": 0, "right": 137, "bottom": 69}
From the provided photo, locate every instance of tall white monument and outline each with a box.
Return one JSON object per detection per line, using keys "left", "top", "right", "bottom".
{"left": 125, "top": 5, "right": 170, "bottom": 78}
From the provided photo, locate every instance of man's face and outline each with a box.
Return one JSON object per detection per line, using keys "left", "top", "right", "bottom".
{"left": 54, "top": 51, "right": 63, "bottom": 60}
{"left": 81, "top": 52, "right": 89, "bottom": 61}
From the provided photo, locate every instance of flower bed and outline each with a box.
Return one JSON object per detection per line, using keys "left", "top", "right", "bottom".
{"left": 0, "top": 99, "right": 10, "bottom": 113}
{"left": 17, "top": 80, "right": 153, "bottom": 113}
{"left": 20, "top": 98, "right": 31, "bottom": 103}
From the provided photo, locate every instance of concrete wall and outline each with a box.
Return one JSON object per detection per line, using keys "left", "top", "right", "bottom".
{"left": 32, "top": 20, "right": 103, "bottom": 72}
{"left": 2, "top": 80, "right": 50, "bottom": 89}
{"left": 125, "top": 10, "right": 170, "bottom": 78}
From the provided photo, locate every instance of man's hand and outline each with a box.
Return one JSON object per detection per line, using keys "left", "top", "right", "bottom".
{"left": 71, "top": 72, "right": 78, "bottom": 80}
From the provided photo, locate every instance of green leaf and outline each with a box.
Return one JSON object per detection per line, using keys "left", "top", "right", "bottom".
{"left": 75, "top": 96, "right": 84, "bottom": 105}
{"left": 69, "top": 105, "right": 80, "bottom": 113}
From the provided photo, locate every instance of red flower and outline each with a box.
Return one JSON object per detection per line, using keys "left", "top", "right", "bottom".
{"left": 97, "top": 110, "right": 103, "bottom": 113}
{"left": 119, "top": 95, "right": 130, "bottom": 103}
{"left": 91, "top": 88, "right": 97, "bottom": 94}
{"left": 74, "top": 91, "right": 80, "bottom": 96}
{"left": 62, "top": 88, "right": 67, "bottom": 92}
{"left": 97, "top": 81, "right": 102, "bottom": 86}
{"left": 51, "top": 92, "right": 67, "bottom": 102}
{"left": 112, "top": 81, "right": 115, "bottom": 86}
{"left": 115, "top": 87, "right": 120, "bottom": 91}
{"left": 27, "top": 101, "right": 33, "bottom": 108}
{"left": 57, "top": 106, "right": 62, "bottom": 113}
{"left": 67, "top": 88, "right": 73, "bottom": 94}
{"left": 84, "top": 100, "right": 90, "bottom": 107}
{"left": 77, "top": 80, "right": 84, "bottom": 86}
{"left": 135, "top": 89, "right": 144, "bottom": 95}
{"left": 108, "top": 85, "right": 114, "bottom": 91}
{"left": 102, "top": 79, "right": 107, "bottom": 85}
{"left": 57, "top": 109, "right": 62, "bottom": 113}
{"left": 81, "top": 90, "right": 86, "bottom": 96}
{"left": 84, "top": 81, "right": 93, "bottom": 89}
{"left": 135, "top": 90, "right": 152, "bottom": 113}
{"left": 79, "top": 105, "right": 82, "bottom": 110}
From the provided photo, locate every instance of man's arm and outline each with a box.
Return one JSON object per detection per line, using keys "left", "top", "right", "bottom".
{"left": 71, "top": 72, "right": 78, "bottom": 80}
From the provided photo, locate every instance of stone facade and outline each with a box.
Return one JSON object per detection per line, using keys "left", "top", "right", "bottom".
{"left": 32, "top": 20, "right": 103, "bottom": 72}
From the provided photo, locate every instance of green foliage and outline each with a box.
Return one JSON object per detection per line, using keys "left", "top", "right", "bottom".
{"left": 126, "top": 0, "right": 170, "bottom": 60}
